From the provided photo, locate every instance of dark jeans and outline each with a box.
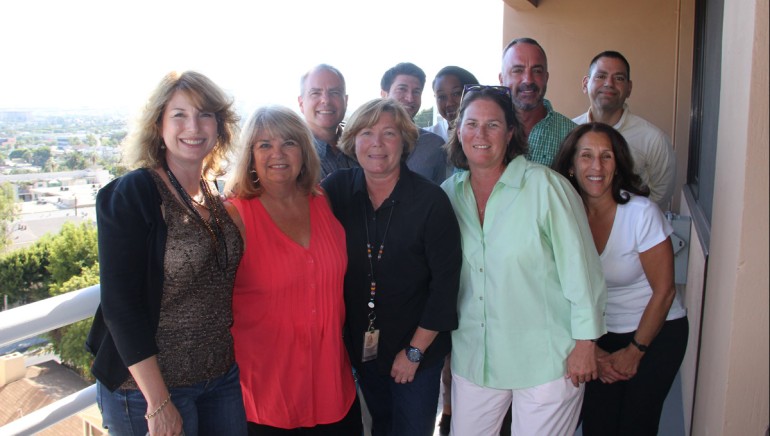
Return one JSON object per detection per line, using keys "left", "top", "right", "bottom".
{"left": 356, "top": 356, "right": 444, "bottom": 436}
{"left": 581, "top": 317, "right": 689, "bottom": 436}
{"left": 97, "top": 363, "right": 247, "bottom": 436}
{"left": 247, "top": 397, "right": 362, "bottom": 435}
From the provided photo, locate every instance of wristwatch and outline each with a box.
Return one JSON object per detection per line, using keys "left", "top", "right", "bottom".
{"left": 404, "top": 345, "right": 424, "bottom": 363}
{"left": 630, "top": 337, "right": 648, "bottom": 352}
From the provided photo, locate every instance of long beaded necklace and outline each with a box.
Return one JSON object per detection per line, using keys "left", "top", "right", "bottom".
{"left": 162, "top": 162, "right": 229, "bottom": 272}
{"left": 363, "top": 199, "right": 395, "bottom": 330}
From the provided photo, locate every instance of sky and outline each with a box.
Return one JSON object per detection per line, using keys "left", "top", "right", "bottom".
{"left": 2, "top": 0, "right": 503, "bottom": 119}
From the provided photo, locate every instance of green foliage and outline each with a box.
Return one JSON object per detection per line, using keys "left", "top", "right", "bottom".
{"left": 2, "top": 221, "right": 99, "bottom": 378}
{"left": 0, "top": 182, "right": 19, "bottom": 248}
{"left": 105, "top": 162, "right": 130, "bottom": 178}
{"left": 53, "top": 318, "right": 95, "bottom": 381}
{"left": 0, "top": 238, "right": 52, "bottom": 304}
{"left": 43, "top": 157, "right": 57, "bottom": 172}
{"left": 63, "top": 151, "right": 88, "bottom": 170}
{"left": 32, "top": 146, "right": 51, "bottom": 167}
{"left": 50, "top": 263, "right": 99, "bottom": 380}
{"left": 85, "top": 134, "right": 98, "bottom": 147}
{"left": 47, "top": 221, "right": 98, "bottom": 288}
{"left": 9, "top": 148, "right": 32, "bottom": 162}
{"left": 414, "top": 107, "right": 434, "bottom": 128}
{"left": 1, "top": 221, "right": 97, "bottom": 304}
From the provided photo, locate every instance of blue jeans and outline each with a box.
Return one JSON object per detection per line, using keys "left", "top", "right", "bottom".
{"left": 356, "top": 357, "right": 443, "bottom": 436}
{"left": 97, "top": 363, "right": 247, "bottom": 436}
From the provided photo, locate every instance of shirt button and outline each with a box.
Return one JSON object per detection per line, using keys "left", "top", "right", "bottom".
{"left": 479, "top": 267, "right": 484, "bottom": 272}
{"left": 479, "top": 296, "right": 483, "bottom": 301}
{"left": 481, "top": 323, "right": 485, "bottom": 328}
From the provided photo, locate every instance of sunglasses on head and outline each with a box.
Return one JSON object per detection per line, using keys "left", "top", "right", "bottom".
{"left": 462, "top": 85, "right": 512, "bottom": 100}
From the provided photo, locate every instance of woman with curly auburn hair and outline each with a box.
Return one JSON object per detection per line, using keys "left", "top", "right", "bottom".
{"left": 87, "top": 70, "right": 247, "bottom": 436}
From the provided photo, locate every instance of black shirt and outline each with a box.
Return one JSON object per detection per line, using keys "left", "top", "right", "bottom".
{"left": 322, "top": 164, "right": 461, "bottom": 375}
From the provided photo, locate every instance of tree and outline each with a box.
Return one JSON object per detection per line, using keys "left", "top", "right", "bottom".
{"left": 64, "top": 151, "right": 88, "bottom": 170}
{"left": 43, "top": 157, "right": 57, "bottom": 172}
{"left": 0, "top": 182, "right": 18, "bottom": 249}
{"left": 0, "top": 236, "right": 52, "bottom": 305}
{"left": 49, "top": 263, "right": 99, "bottom": 381}
{"left": 85, "top": 134, "right": 98, "bottom": 147}
{"left": 32, "top": 146, "right": 52, "bottom": 167}
{"left": 9, "top": 148, "right": 32, "bottom": 162}
{"left": 0, "top": 221, "right": 99, "bottom": 378}
{"left": 47, "top": 221, "right": 98, "bottom": 289}
{"left": 414, "top": 107, "right": 434, "bottom": 128}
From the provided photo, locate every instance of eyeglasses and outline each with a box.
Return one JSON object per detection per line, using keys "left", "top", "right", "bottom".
{"left": 462, "top": 85, "right": 512, "bottom": 100}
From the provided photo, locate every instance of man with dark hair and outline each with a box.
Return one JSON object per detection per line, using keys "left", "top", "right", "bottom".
{"left": 573, "top": 51, "right": 676, "bottom": 209}
{"left": 299, "top": 64, "right": 358, "bottom": 179}
{"left": 380, "top": 62, "right": 449, "bottom": 184}
{"left": 499, "top": 38, "right": 576, "bottom": 167}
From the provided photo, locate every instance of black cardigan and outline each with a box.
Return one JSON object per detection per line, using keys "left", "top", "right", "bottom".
{"left": 86, "top": 168, "right": 167, "bottom": 391}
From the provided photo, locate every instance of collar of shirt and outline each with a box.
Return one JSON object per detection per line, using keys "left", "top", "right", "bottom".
{"left": 541, "top": 98, "right": 556, "bottom": 120}
{"left": 586, "top": 103, "right": 630, "bottom": 130}
{"left": 313, "top": 124, "right": 344, "bottom": 159}
{"left": 351, "top": 162, "right": 416, "bottom": 205}
{"left": 451, "top": 155, "right": 529, "bottom": 193}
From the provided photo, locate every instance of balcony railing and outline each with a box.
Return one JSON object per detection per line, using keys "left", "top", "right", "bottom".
{"left": 0, "top": 285, "right": 100, "bottom": 435}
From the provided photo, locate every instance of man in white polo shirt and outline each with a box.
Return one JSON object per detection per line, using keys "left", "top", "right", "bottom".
{"left": 573, "top": 51, "right": 676, "bottom": 210}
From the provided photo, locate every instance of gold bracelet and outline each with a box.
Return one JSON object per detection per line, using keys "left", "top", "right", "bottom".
{"left": 144, "top": 394, "right": 171, "bottom": 420}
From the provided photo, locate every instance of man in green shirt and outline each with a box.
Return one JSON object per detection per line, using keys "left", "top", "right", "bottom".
{"left": 499, "top": 37, "right": 576, "bottom": 167}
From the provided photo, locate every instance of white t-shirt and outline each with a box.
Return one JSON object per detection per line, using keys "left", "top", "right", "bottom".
{"left": 600, "top": 194, "right": 686, "bottom": 333}
{"left": 426, "top": 118, "right": 449, "bottom": 142}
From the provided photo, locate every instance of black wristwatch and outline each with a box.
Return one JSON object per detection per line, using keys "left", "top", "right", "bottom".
{"left": 630, "top": 337, "right": 648, "bottom": 352}
{"left": 404, "top": 345, "right": 424, "bottom": 363}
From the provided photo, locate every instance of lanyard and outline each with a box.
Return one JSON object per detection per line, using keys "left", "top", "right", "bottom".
{"left": 363, "top": 199, "right": 395, "bottom": 332}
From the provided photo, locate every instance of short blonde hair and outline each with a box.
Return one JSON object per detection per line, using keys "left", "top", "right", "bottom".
{"left": 227, "top": 106, "right": 321, "bottom": 198}
{"left": 338, "top": 98, "right": 418, "bottom": 162}
{"left": 122, "top": 71, "right": 239, "bottom": 178}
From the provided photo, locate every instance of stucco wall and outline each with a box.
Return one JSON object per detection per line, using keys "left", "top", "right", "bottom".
{"left": 691, "top": 0, "right": 770, "bottom": 433}
{"left": 501, "top": 0, "right": 684, "bottom": 139}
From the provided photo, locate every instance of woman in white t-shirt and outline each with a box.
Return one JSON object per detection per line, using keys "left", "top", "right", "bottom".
{"left": 552, "top": 122, "right": 688, "bottom": 435}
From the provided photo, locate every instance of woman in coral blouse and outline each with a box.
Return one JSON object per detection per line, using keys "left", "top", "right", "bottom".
{"left": 225, "top": 106, "right": 361, "bottom": 435}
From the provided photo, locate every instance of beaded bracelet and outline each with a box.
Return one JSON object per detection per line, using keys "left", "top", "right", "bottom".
{"left": 144, "top": 394, "right": 171, "bottom": 420}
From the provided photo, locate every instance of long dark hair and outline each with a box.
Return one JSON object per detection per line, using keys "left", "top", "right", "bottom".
{"left": 552, "top": 122, "right": 649, "bottom": 204}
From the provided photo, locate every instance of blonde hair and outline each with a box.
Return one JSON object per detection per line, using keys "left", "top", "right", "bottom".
{"left": 122, "top": 71, "right": 239, "bottom": 178}
{"left": 227, "top": 106, "right": 321, "bottom": 198}
{"left": 338, "top": 98, "right": 418, "bottom": 162}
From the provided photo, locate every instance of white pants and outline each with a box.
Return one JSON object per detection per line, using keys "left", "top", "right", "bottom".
{"left": 450, "top": 373, "right": 584, "bottom": 436}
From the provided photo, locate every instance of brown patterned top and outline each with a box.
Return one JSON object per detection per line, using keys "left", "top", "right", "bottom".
{"left": 121, "top": 170, "right": 243, "bottom": 389}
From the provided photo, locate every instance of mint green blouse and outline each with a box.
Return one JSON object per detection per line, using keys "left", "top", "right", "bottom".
{"left": 441, "top": 156, "right": 607, "bottom": 389}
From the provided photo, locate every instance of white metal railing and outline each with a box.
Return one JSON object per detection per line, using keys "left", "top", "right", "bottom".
{"left": 0, "top": 285, "right": 100, "bottom": 436}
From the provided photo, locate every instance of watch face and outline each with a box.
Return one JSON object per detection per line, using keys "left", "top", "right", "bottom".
{"left": 406, "top": 347, "right": 423, "bottom": 362}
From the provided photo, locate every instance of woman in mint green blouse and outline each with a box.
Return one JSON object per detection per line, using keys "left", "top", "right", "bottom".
{"left": 439, "top": 85, "right": 607, "bottom": 436}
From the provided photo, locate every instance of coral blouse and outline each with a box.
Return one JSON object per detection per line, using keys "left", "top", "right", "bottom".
{"left": 230, "top": 193, "right": 356, "bottom": 429}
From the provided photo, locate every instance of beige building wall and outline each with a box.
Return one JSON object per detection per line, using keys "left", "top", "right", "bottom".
{"left": 501, "top": 0, "right": 693, "bottom": 211}
{"left": 691, "top": 0, "right": 769, "bottom": 434}
{"left": 500, "top": 0, "right": 684, "bottom": 139}
{"left": 501, "top": 0, "right": 769, "bottom": 434}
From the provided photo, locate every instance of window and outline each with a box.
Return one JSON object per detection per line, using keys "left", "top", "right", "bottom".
{"left": 686, "top": 0, "right": 724, "bottom": 251}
